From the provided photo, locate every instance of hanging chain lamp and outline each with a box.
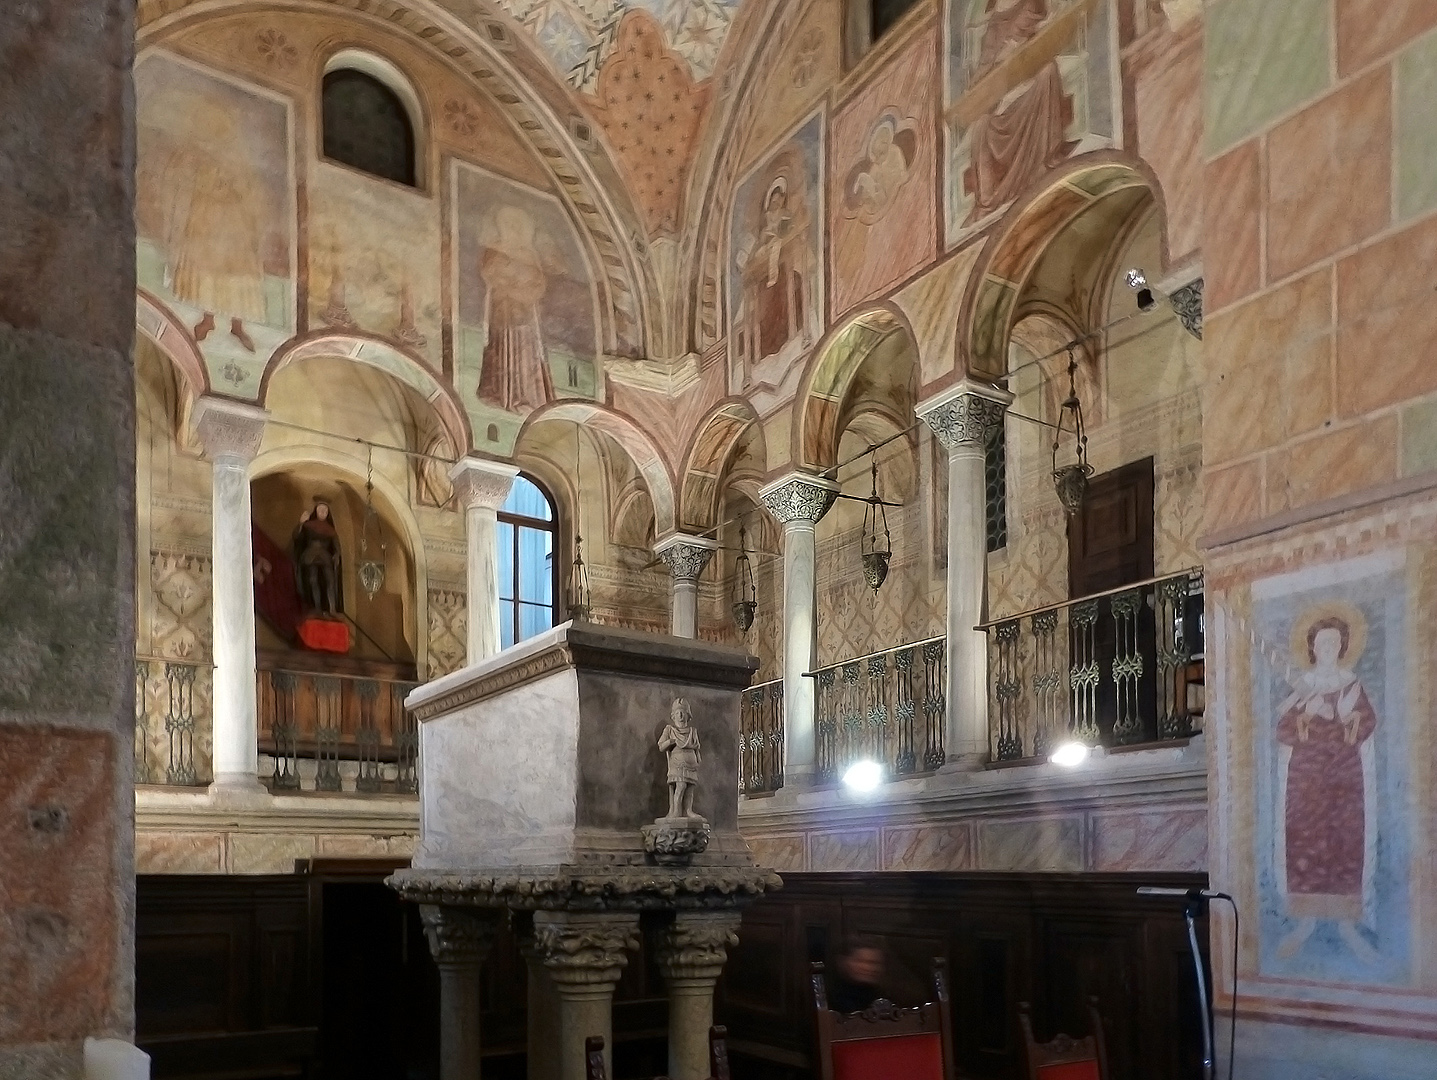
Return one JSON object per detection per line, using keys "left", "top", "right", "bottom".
{"left": 860, "top": 455, "right": 891, "bottom": 593}
{"left": 1052, "top": 347, "right": 1093, "bottom": 516}
{"left": 567, "top": 426, "right": 591, "bottom": 622}
{"left": 358, "top": 446, "right": 387, "bottom": 600}
{"left": 731, "top": 522, "right": 758, "bottom": 633}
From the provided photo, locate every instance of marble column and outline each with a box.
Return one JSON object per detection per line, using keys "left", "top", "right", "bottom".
{"left": 653, "top": 534, "right": 718, "bottom": 639}
{"left": 194, "top": 397, "right": 269, "bottom": 799}
{"left": 916, "top": 380, "right": 1012, "bottom": 766}
{"left": 449, "top": 457, "right": 519, "bottom": 663}
{"left": 533, "top": 911, "right": 640, "bottom": 1080}
{"left": 759, "top": 472, "right": 839, "bottom": 786}
{"left": 514, "top": 918, "right": 561, "bottom": 1080}
{"left": 422, "top": 905, "right": 502, "bottom": 1080}
{"left": 656, "top": 912, "right": 742, "bottom": 1080}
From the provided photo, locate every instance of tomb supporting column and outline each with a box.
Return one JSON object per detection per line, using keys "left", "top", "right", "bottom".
{"left": 449, "top": 456, "right": 519, "bottom": 663}
{"left": 654, "top": 534, "right": 718, "bottom": 638}
{"left": 655, "top": 912, "right": 743, "bottom": 1080}
{"left": 421, "top": 905, "right": 502, "bottom": 1080}
{"left": 533, "top": 912, "right": 641, "bottom": 1080}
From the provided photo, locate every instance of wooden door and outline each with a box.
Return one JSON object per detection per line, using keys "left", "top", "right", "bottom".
{"left": 1067, "top": 459, "right": 1157, "bottom": 744}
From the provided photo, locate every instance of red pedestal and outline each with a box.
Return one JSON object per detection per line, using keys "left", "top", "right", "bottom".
{"left": 297, "top": 617, "right": 350, "bottom": 654}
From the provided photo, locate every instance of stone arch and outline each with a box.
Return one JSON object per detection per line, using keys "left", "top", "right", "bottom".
{"left": 678, "top": 398, "right": 765, "bottom": 533}
{"left": 792, "top": 302, "right": 920, "bottom": 471}
{"left": 518, "top": 400, "right": 678, "bottom": 537}
{"left": 956, "top": 153, "right": 1167, "bottom": 383}
{"left": 260, "top": 331, "right": 472, "bottom": 455}
{"left": 136, "top": 289, "right": 210, "bottom": 401}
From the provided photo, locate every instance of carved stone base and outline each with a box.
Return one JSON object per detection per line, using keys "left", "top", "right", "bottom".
{"left": 641, "top": 817, "right": 712, "bottom": 865}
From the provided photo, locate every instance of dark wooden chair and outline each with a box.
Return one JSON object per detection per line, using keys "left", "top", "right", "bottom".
{"left": 810, "top": 959, "right": 955, "bottom": 1080}
{"left": 1017, "top": 998, "right": 1110, "bottom": 1080}
{"left": 583, "top": 1027, "right": 732, "bottom": 1080}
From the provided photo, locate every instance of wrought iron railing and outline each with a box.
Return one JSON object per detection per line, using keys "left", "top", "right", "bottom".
{"left": 135, "top": 655, "right": 211, "bottom": 786}
{"left": 981, "top": 569, "right": 1204, "bottom": 761}
{"left": 258, "top": 668, "right": 419, "bottom": 795}
{"left": 739, "top": 678, "right": 784, "bottom": 795}
{"left": 808, "top": 637, "right": 947, "bottom": 786}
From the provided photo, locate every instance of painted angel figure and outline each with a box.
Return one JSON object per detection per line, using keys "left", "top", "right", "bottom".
{"left": 659, "top": 697, "right": 703, "bottom": 821}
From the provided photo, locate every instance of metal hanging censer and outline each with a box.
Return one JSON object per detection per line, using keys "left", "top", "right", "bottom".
{"left": 567, "top": 426, "right": 591, "bottom": 622}
{"left": 1051, "top": 347, "right": 1093, "bottom": 516}
{"left": 731, "top": 523, "right": 758, "bottom": 633}
{"left": 860, "top": 456, "right": 891, "bottom": 593}
{"left": 358, "top": 447, "right": 387, "bottom": 600}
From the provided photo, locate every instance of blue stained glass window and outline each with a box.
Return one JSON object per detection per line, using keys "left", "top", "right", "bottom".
{"left": 498, "top": 474, "right": 557, "bottom": 647}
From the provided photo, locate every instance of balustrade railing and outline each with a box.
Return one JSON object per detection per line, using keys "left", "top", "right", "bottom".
{"left": 981, "top": 569, "right": 1204, "bottom": 761}
{"left": 808, "top": 637, "right": 947, "bottom": 786}
{"left": 739, "top": 678, "right": 784, "bottom": 795}
{"left": 135, "top": 656, "right": 210, "bottom": 786}
{"left": 258, "top": 666, "right": 418, "bottom": 795}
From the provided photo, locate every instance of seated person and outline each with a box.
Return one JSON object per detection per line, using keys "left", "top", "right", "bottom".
{"left": 826, "top": 937, "right": 887, "bottom": 1014}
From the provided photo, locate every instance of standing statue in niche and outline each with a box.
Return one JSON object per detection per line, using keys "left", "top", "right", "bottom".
{"left": 293, "top": 499, "right": 343, "bottom": 617}
{"left": 659, "top": 697, "right": 704, "bottom": 821}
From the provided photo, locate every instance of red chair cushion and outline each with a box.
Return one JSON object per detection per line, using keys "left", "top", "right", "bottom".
{"left": 1036, "top": 1061, "right": 1101, "bottom": 1080}
{"left": 830, "top": 1032, "right": 944, "bottom": 1080}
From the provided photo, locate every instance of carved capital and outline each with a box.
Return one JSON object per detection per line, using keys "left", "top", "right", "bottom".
{"left": 420, "top": 905, "right": 502, "bottom": 967}
{"left": 449, "top": 456, "right": 519, "bottom": 512}
{"left": 916, "top": 380, "right": 1012, "bottom": 452}
{"left": 655, "top": 911, "right": 742, "bottom": 983}
{"left": 653, "top": 534, "right": 718, "bottom": 582}
{"left": 533, "top": 912, "right": 640, "bottom": 989}
{"left": 759, "top": 472, "right": 839, "bottom": 525}
{"left": 1169, "top": 278, "right": 1203, "bottom": 340}
{"left": 193, "top": 397, "right": 267, "bottom": 464}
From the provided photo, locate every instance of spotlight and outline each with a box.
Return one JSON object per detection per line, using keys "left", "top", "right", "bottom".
{"left": 1049, "top": 741, "right": 1090, "bottom": 768}
{"left": 1126, "top": 268, "right": 1155, "bottom": 311}
{"left": 842, "top": 759, "right": 883, "bottom": 793}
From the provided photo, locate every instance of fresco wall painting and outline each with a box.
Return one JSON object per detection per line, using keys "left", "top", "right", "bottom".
{"left": 452, "top": 159, "right": 603, "bottom": 454}
{"left": 135, "top": 51, "right": 295, "bottom": 399}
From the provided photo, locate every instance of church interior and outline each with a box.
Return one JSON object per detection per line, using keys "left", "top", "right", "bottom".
{"left": 4, "top": 0, "right": 1437, "bottom": 1078}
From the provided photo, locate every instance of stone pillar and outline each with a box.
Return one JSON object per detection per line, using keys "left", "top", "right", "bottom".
{"left": 516, "top": 930, "right": 561, "bottom": 1080}
{"left": 449, "top": 457, "right": 519, "bottom": 664}
{"left": 194, "top": 396, "right": 269, "bottom": 798}
{"left": 916, "top": 380, "right": 1012, "bottom": 765}
{"left": 653, "top": 534, "right": 718, "bottom": 639}
{"left": 759, "top": 472, "right": 839, "bottom": 785}
{"left": 422, "top": 905, "right": 502, "bottom": 1080}
{"left": 656, "top": 912, "right": 742, "bottom": 1080}
{"left": 533, "top": 912, "right": 640, "bottom": 1080}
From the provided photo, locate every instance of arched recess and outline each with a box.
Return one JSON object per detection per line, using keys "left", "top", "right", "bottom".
{"left": 261, "top": 332, "right": 471, "bottom": 455}
{"left": 792, "top": 303, "right": 919, "bottom": 471}
{"left": 957, "top": 155, "right": 1167, "bottom": 383}
{"left": 250, "top": 442, "right": 429, "bottom": 674}
{"left": 678, "top": 399, "right": 766, "bottom": 533}
{"left": 137, "top": 289, "right": 210, "bottom": 404}
{"left": 519, "top": 401, "right": 677, "bottom": 537}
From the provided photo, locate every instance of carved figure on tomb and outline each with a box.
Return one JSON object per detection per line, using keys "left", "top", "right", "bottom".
{"left": 659, "top": 697, "right": 703, "bottom": 821}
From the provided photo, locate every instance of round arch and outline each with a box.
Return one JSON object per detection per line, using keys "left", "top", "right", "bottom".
{"left": 678, "top": 398, "right": 764, "bottom": 533}
{"left": 250, "top": 441, "right": 430, "bottom": 675}
{"left": 261, "top": 331, "right": 472, "bottom": 454}
{"left": 518, "top": 400, "right": 678, "bottom": 537}
{"left": 791, "top": 302, "right": 919, "bottom": 471}
{"left": 956, "top": 153, "right": 1168, "bottom": 383}
{"left": 136, "top": 289, "right": 210, "bottom": 400}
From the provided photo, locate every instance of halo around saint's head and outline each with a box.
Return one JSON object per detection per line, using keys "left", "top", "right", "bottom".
{"left": 1289, "top": 599, "right": 1367, "bottom": 670}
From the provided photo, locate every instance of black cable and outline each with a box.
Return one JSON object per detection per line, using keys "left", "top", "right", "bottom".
{"left": 1205, "top": 892, "right": 1239, "bottom": 1080}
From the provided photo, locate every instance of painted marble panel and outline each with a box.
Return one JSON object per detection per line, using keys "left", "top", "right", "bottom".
{"left": 883, "top": 823, "right": 975, "bottom": 871}
{"left": 727, "top": 111, "right": 824, "bottom": 403}
{"left": 1249, "top": 552, "right": 1411, "bottom": 986}
{"left": 809, "top": 829, "right": 881, "bottom": 872}
{"left": 134, "top": 831, "right": 226, "bottom": 874}
{"left": 945, "top": 0, "right": 1116, "bottom": 247}
{"left": 977, "top": 815, "right": 1084, "bottom": 871}
{"left": 453, "top": 160, "right": 601, "bottom": 454}
{"left": 1091, "top": 807, "right": 1206, "bottom": 872}
{"left": 135, "top": 51, "right": 294, "bottom": 398}
{"left": 747, "top": 833, "right": 808, "bottom": 872}
{"left": 829, "top": 29, "right": 938, "bottom": 316}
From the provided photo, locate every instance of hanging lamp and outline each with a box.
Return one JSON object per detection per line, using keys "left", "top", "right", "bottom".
{"left": 567, "top": 426, "right": 591, "bottom": 622}
{"left": 860, "top": 455, "right": 891, "bottom": 593}
{"left": 1052, "top": 347, "right": 1093, "bottom": 516}
{"left": 731, "top": 522, "right": 758, "bottom": 633}
{"left": 358, "top": 446, "right": 387, "bottom": 600}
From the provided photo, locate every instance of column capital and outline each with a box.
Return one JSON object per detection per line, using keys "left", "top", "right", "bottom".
{"left": 193, "top": 396, "right": 268, "bottom": 464}
{"left": 759, "top": 471, "right": 839, "bottom": 525}
{"left": 653, "top": 533, "right": 719, "bottom": 582}
{"left": 533, "top": 911, "right": 640, "bottom": 989}
{"left": 448, "top": 456, "right": 519, "bottom": 512}
{"left": 916, "top": 379, "right": 1013, "bottom": 451}
{"left": 655, "top": 911, "right": 742, "bottom": 982}
{"left": 420, "top": 904, "right": 503, "bottom": 966}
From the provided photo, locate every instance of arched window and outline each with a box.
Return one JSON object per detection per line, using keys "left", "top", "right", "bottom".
{"left": 871, "top": 0, "right": 919, "bottom": 40}
{"left": 321, "top": 68, "right": 416, "bottom": 186}
{"left": 497, "top": 475, "right": 558, "bottom": 648}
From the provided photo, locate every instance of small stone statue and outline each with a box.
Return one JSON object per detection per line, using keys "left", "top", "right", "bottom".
{"left": 658, "top": 697, "right": 703, "bottom": 821}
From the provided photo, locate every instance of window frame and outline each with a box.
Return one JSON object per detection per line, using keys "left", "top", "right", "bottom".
{"left": 317, "top": 50, "right": 426, "bottom": 191}
{"left": 496, "top": 474, "right": 561, "bottom": 649}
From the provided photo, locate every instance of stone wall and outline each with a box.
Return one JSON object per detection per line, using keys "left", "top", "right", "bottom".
{"left": 0, "top": 2, "right": 138, "bottom": 1076}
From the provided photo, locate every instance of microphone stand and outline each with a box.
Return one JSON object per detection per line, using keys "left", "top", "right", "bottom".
{"left": 1184, "top": 894, "right": 1215, "bottom": 1080}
